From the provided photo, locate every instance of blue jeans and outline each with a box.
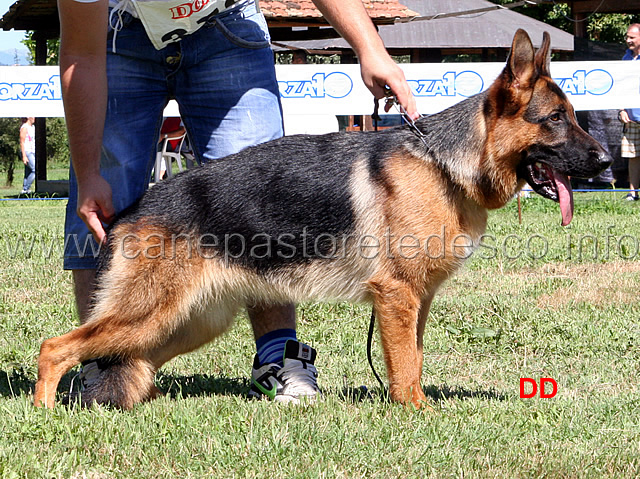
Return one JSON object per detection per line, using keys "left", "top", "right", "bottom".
{"left": 64, "top": 1, "right": 283, "bottom": 269}
{"left": 22, "top": 152, "right": 35, "bottom": 192}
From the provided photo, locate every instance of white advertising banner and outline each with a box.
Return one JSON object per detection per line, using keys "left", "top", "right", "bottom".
{"left": 0, "top": 66, "right": 63, "bottom": 117}
{"left": 1, "top": 61, "right": 639, "bottom": 118}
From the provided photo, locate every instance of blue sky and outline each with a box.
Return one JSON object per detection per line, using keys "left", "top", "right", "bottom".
{"left": 0, "top": 0, "right": 30, "bottom": 54}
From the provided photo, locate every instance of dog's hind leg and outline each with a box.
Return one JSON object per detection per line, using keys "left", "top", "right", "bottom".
{"left": 40, "top": 304, "right": 238, "bottom": 409}
{"left": 369, "top": 277, "right": 428, "bottom": 408}
{"left": 62, "top": 301, "right": 239, "bottom": 409}
{"left": 146, "top": 301, "right": 239, "bottom": 370}
{"left": 35, "top": 228, "right": 211, "bottom": 408}
{"left": 34, "top": 296, "right": 186, "bottom": 409}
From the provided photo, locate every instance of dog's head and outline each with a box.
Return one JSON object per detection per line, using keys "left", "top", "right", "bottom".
{"left": 489, "top": 29, "right": 612, "bottom": 225}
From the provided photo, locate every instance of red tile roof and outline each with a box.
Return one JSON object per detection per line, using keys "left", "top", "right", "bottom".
{"left": 0, "top": 0, "right": 416, "bottom": 32}
{"left": 260, "top": 1, "right": 417, "bottom": 26}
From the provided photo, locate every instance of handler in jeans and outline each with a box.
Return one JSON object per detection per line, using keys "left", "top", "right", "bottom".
{"left": 60, "top": 0, "right": 417, "bottom": 403}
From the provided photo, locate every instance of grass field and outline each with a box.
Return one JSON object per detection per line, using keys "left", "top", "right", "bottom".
{"left": 1, "top": 164, "right": 69, "bottom": 199}
{"left": 1, "top": 188, "right": 640, "bottom": 478}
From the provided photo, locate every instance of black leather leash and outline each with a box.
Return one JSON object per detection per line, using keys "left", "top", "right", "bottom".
{"left": 367, "top": 309, "right": 385, "bottom": 390}
{"left": 367, "top": 92, "right": 429, "bottom": 391}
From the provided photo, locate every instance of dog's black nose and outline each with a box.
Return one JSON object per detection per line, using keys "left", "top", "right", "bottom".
{"left": 591, "top": 149, "right": 613, "bottom": 170}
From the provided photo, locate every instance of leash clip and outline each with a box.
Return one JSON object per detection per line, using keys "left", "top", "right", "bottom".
{"left": 372, "top": 89, "right": 428, "bottom": 148}
{"left": 373, "top": 86, "right": 397, "bottom": 124}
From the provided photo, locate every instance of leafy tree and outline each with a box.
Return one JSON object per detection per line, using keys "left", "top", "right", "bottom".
{"left": 21, "top": 32, "right": 59, "bottom": 65}
{"left": 0, "top": 118, "right": 22, "bottom": 186}
{"left": 45, "top": 118, "right": 70, "bottom": 167}
{"left": 586, "top": 13, "right": 640, "bottom": 43}
{"left": 490, "top": 0, "right": 639, "bottom": 44}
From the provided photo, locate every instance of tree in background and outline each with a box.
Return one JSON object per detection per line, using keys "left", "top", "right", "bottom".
{"left": 0, "top": 118, "right": 21, "bottom": 186}
{"left": 21, "top": 32, "right": 59, "bottom": 65}
{"left": 45, "top": 118, "right": 70, "bottom": 167}
{"left": 490, "top": 0, "right": 638, "bottom": 44}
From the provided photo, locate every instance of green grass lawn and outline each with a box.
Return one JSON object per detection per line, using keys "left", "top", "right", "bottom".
{"left": 1, "top": 192, "right": 639, "bottom": 478}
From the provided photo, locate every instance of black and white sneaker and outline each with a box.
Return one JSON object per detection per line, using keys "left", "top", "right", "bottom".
{"left": 64, "top": 358, "right": 114, "bottom": 404}
{"left": 249, "top": 340, "right": 319, "bottom": 404}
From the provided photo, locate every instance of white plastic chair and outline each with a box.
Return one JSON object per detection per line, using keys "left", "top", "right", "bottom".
{"left": 154, "top": 132, "right": 187, "bottom": 182}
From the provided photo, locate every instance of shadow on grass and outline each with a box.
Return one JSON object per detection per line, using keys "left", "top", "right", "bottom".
{"left": 0, "top": 368, "right": 508, "bottom": 406}
{"left": 0, "top": 368, "right": 35, "bottom": 397}
{"left": 0, "top": 367, "right": 250, "bottom": 400}
{"left": 0, "top": 367, "right": 84, "bottom": 399}
{"left": 337, "top": 382, "right": 509, "bottom": 405}
{"left": 2, "top": 192, "right": 67, "bottom": 200}
{"left": 156, "top": 373, "right": 249, "bottom": 399}
{"left": 425, "top": 384, "right": 508, "bottom": 402}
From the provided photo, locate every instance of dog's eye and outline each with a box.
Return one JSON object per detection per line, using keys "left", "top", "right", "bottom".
{"left": 549, "top": 113, "right": 561, "bottom": 122}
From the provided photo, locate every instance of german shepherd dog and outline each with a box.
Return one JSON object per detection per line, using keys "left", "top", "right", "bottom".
{"left": 35, "top": 29, "right": 611, "bottom": 409}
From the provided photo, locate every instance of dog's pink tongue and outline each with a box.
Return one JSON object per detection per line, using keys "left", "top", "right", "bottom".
{"left": 555, "top": 171, "right": 574, "bottom": 226}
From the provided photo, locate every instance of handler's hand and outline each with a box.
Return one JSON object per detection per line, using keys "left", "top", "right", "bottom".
{"left": 359, "top": 54, "right": 418, "bottom": 121}
{"left": 76, "top": 174, "right": 115, "bottom": 244}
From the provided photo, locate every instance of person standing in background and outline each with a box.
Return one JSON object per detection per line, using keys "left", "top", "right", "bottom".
{"left": 19, "top": 117, "right": 36, "bottom": 195}
{"left": 619, "top": 23, "right": 640, "bottom": 201}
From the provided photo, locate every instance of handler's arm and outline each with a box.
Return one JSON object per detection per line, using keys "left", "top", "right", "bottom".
{"left": 58, "top": 0, "right": 114, "bottom": 243}
{"left": 311, "top": 0, "right": 417, "bottom": 120}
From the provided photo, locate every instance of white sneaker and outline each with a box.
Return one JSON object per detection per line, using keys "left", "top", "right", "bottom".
{"left": 68, "top": 358, "right": 114, "bottom": 396}
{"left": 249, "top": 340, "right": 319, "bottom": 404}
{"left": 78, "top": 360, "right": 103, "bottom": 389}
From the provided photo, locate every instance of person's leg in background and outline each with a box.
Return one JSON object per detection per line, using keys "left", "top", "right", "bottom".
{"left": 621, "top": 123, "right": 640, "bottom": 200}
{"left": 628, "top": 156, "right": 640, "bottom": 199}
{"left": 176, "top": 2, "right": 318, "bottom": 402}
{"left": 21, "top": 151, "right": 35, "bottom": 194}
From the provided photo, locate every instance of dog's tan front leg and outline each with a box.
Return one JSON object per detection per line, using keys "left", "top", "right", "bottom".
{"left": 370, "top": 278, "right": 428, "bottom": 408}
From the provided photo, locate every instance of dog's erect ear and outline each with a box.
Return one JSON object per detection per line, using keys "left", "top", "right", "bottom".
{"left": 535, "top": 31, "right": 552, "bottom": 77}
{"left": 505, "top": 29, "right": 536, "bottom": 90}
{"left": 489, "top": 29, "right": 540, "bottom": 115}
